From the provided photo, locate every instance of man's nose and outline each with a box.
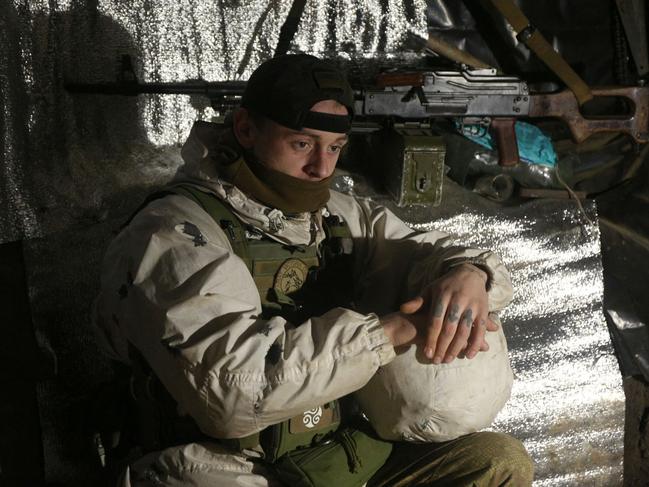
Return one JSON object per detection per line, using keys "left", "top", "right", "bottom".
{"left": 306, "top": 149, "right": 331, "bottom": 178}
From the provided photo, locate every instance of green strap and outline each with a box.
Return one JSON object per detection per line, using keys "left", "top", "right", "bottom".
{"left": 327, "top": 225, "right": 350, "bottom": 238}
{"left": 268, "top": 289, "right": 297, "bottom": 307}
{"left": 322, "top": 214, "right": 352, "bottom": 239}
{"left": 169, "top": 184, "right": 252, "bottom": 271}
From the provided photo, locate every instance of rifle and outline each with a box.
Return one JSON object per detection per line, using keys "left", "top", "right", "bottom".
{"left": 65, "top": 55, "right": 247, "bottom": 110}
{"left": 66, "top": 57, "right": 649, "bottom": 166}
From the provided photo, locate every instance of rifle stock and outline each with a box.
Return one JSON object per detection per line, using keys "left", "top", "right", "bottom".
{"left": 528, "top": 87, "right": 649, "bottom": 144}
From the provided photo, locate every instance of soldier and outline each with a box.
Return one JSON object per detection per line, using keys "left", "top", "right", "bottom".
{"left": 95, "top": 54, "right": 533, "bottom": 486}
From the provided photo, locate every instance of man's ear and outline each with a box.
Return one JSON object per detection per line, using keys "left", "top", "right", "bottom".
{"left": 232, "top": 108, "right": 256, "bottom": 149}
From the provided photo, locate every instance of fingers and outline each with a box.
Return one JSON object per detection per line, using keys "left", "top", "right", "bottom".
{"left": 458, "top": 338, "right": 488, "bottom": 359}
{"left": 463, "top": 313, "right": 488, "bottom": 359}
{"left": 423, "top": 297, "right": 447, "bottom": 361}
{"left": 485, "top": 315, "right": 499, "bottom": 332}
{"left": 431, "top": 301, "right": 465, "bottom": 363}
{"left": 416, "top": 283, "right": 496, "bottom": 363}
{"left": 449, "top": 313, "right": 494, "bottom": 361}
{"left": 400, "top": 296, "right": 424, "bottom": 314}
{"left": 440, "top": 306, "right": 474, "bottom": 363}
{"left": 436, "top": 306, "right": 498, "bottom": 362}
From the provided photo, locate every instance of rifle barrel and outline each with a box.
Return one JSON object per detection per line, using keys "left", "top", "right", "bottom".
{"left": 65, "top": 81, "right": 247, "bottom": 97}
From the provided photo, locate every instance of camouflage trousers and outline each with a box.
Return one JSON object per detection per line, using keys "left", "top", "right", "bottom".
{"left": 119, "top": 431, "right": 533, "bottom": 487}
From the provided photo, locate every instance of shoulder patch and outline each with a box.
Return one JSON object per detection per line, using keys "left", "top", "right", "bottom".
{"left": 176, "top": 221, "right": 207, "bottom": 247}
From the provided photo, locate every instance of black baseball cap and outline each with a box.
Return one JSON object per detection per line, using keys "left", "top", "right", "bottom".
{"left": 241, "top": 54, "right": 354, "bottom": 133}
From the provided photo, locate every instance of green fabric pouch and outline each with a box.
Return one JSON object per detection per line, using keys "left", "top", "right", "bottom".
{"left": 261, "top": 402, "right": 342, "bottom": 463}
{"left": 273, "top": 427, "right": 393, "bottom": 487}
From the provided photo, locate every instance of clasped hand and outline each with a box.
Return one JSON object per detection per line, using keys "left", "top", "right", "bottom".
{"left": 381, "top": 264, "right": 497, "bottom": 364}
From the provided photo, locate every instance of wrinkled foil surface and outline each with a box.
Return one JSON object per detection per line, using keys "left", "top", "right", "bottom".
{"left": 3, "top": 1, "right": 623, "bottom": 485}
{"left": 423, "top": 206, "right": 621, "bottom": 485}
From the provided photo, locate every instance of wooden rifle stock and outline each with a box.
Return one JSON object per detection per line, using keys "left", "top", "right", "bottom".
{"left": 529, "top": 87, "right": 649, "bottom": 144}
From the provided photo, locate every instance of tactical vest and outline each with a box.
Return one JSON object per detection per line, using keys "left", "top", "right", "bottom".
{"left": 168, "top": 184, "right": 355, "bottom": 324}
{"left": 129, "top": 183, "right": 356, "bottom": 460}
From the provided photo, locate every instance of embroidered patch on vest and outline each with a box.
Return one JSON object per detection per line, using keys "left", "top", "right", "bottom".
{"left": 288, "top": 404, "right": 338, "bottom": 433}
{"left": 302, "top": 407, "right": 323, "bottom": 428}
{"left": 273, "top": 258, "right": 309, "bottom": 295}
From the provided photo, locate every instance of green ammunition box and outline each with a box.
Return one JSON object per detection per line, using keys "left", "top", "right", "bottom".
{"left": 375, "top": 127, "right": 446, "bottom": 207}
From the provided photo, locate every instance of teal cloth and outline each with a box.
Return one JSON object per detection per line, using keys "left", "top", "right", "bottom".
{"left": 457, "top": 120, "right": 557, "bottom": 167}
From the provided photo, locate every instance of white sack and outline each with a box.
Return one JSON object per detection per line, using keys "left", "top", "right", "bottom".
{"left": 355, "top": 318, "right": 513, "bottom": 442}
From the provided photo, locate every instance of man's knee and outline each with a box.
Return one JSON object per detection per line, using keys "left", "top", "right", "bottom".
{"left": 367, "top": 431, "right": 533, "bottom": 487}
{"left": 470, "top": 431, "right": 534, "bottom": 486}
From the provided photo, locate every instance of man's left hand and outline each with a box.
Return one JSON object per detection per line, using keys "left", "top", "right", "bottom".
{"left": 399, "top": 264, "right": 498, "bottom": 364}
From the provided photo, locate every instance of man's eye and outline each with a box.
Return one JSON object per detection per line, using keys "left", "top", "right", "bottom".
{"left": 329, "top": 145, "right": 341, "bottom": 153}
{"left": 292, "top": 140, "right": 311, "bottom": 150}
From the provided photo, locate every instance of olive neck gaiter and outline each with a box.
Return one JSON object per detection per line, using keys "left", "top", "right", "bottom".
{"left": 213, "top": 131, "right": 331, "bottom": 214}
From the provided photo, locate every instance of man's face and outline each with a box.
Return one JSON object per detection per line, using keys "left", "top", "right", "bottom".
{"left": 240, "top": 100, "right": 349, "bottom": 181}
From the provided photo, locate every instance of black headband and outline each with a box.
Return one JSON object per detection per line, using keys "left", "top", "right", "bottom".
{"left": 301, "top": 111, "right": 352, "bottom": 133}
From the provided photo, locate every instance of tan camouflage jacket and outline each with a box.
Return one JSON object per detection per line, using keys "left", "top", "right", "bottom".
{"left": 93, "top": 122, "right": 514, "bottom": 440}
